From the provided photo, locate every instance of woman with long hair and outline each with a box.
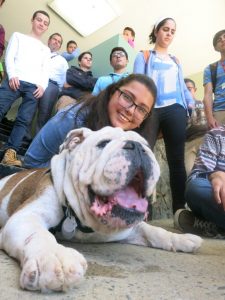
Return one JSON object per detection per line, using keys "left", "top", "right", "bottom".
{"left": 24, "top": 74, "right": 157, "bottom": 168}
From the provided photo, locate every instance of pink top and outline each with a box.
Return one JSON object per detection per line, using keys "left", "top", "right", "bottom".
{"left": 127, "top": 38, "right": 135, "bottom": 48}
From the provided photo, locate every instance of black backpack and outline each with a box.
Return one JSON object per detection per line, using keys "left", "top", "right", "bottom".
{"left": 209, "top": 61, "right": 218, "bottom": 93}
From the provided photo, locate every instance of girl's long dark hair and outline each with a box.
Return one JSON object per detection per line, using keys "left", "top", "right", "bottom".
{"left": 72, "top": 74, "right": 157, "bottom": 144}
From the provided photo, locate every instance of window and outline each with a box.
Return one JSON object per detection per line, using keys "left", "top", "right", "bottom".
{"left": 48, "top": 0, "right": 121, "bottom": 37}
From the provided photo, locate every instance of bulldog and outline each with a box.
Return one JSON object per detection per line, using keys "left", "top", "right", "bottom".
{"left": 0, "top": 127, "right": 202, "bottom": 293}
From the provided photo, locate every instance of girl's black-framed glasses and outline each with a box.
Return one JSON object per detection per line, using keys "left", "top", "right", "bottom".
{"left": 117, "top": 88, "right": 150, "bottom": 120}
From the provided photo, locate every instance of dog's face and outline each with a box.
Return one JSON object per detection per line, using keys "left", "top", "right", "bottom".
{"left": 51, "top": 127, "right": 160, "bottom": 231}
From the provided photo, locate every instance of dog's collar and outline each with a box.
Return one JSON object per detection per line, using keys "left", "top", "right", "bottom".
{"left": 47, "top": 168, "right": 94, "bottom": 235}
{"left": 50, "top": 200, "right": 94, "bottom": 235}
{"left": 63, "top": 202, "right": 94, "bottom": 234}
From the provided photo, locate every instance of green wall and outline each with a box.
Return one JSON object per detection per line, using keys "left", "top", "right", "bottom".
{"left": 69, "top": 34, "right": 138, "bottom": 77}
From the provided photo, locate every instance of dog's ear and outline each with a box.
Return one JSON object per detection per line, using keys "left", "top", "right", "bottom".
{"left": 60, "top": 128, "right": 93, "bottom": 152}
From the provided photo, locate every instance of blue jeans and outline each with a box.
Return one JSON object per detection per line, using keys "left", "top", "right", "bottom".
{"left": 185, "top": 177, "right": 225, "bottom": 230}
{"left": 35, "top": 81, "right": 59, "bottom": 133}
{"left": 148, "top": 104, "right": 188, "bottom": 213}
{"left": 0, "top": 79, "right": 38, "bottom": 151}
{"left": 24, "top": 104, "right": 83, "bottom": 168}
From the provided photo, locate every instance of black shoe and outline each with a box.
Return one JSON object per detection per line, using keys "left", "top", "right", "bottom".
{"left": 174, "top": 209, "right": 225, "bottom": 239}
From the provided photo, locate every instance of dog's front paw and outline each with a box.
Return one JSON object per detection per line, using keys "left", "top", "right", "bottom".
{"left": 171, "top": 233, "right": 203, "bottom": 253}
{"left": 20, "top": 244, "right": 87, "bottom": 292}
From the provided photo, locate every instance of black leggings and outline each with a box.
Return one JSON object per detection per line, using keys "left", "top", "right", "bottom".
{"left": 148, "top": 104, "right": 188, "bottom": 214}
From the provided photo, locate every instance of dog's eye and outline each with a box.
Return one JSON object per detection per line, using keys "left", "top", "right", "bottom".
{"left": 97, "top": 140, "right": 111, "bottom": 148}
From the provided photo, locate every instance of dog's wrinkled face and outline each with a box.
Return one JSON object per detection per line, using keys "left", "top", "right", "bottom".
{"left": 52, "top": 127, "right": 160, "bottom": 230}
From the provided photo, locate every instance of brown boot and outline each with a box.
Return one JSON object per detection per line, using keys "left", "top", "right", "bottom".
{"left": 1, "top": 149, "right": 22, "bottom": 167}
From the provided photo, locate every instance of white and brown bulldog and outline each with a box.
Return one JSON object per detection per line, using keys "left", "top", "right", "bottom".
{"left": 0, "top": 127, "right": 202, "bottom": 293}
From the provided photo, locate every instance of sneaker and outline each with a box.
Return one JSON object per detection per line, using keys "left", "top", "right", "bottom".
{"left": 174, "top": 209, "right": 225, "bottom": 239}
{"left": 1, "top": 149, "right": 22, "bottom": 167}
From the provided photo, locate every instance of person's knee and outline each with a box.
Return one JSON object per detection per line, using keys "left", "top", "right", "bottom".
{"left": 14, "top": 114, "right": 34, "bottom": 127}
{"left": 55, "top": 96, "right": 77, "bottom": 112}
{"left": 185, "top": 177, "right": 213, "bottom": 208}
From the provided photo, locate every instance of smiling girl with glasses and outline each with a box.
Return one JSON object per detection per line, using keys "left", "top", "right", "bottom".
{"left": 24, "top": 74, "right": 157, "bottom": 168}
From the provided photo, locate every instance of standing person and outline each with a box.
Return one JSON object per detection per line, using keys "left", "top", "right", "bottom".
{"left": 55, "top": 51, "right": 97, "bottom": 110}
{"left": 24, "top": 74, "right": 157, "bottom": 168}
{"left": 123, "top": 26, "right": 135, "bottom": 48}
{"left": 35, "top": 33, "right": 68, "bottom": 133}
{"left": 133, "top": 17, "right": 194, "bottom": 214}
{"left": 92, "top": 47, "right": 129, "bottom": 96}
{"left": 0, "top": 24, "right": 4, "bottom": 58}
{"left": 203, "top": 29, "right": 225, "bottom": 129}
{"left": 61, "top": 40, "right": 80, "bottom": 62}
{"left": 184, "top": 78, "right": 207, "bottom": 175}
{"left": 0, "top": 0, "right": 6, "bottom": 58}
{"left": 0, "top": 10, "right": 50, "bottom": 167}
{"left": 0, "top": 0, "right": 5, "bottom": 84}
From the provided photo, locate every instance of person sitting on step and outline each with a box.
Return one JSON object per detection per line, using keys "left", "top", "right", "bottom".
{"left": 174, "top": 124, "right": 225, "bottom": 238}
{"left": 92, "top": 47, "right": 129, "bottom": 96}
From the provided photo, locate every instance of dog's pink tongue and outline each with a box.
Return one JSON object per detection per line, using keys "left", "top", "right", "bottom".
{"left": 112, "top": 187, "right": 148, "bottom": 213}
{"left": 90, "top": 187, "right": 148, "bottom": 217}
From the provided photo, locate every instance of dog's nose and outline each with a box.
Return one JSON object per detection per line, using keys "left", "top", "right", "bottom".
{"left": 123, "top": 140, "right": 144, "bottom": 151}
{"left": 123, "top": 141, "right": 136, "bottom": 150}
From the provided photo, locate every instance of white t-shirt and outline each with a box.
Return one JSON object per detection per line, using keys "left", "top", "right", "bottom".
{"left": 50, "top": 53, "right": 68, "bottom": 89}
{"left": 5, "top": 32, "right": 51, "bottom": 90}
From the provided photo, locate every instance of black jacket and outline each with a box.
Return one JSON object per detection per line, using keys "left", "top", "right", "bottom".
{"left": 59, "top": 66, "right": 97, "bottom": 100}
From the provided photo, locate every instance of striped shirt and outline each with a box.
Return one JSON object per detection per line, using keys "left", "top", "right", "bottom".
{"left": 189, "top": 125, "right": 225, "bottom": 180}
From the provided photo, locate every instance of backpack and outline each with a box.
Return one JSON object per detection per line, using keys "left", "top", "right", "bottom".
{"left": 209, "top": 61, "right": 218, "bottom": 93}
{"left": 141, "top": 50, "right": 151, "bottom": 74}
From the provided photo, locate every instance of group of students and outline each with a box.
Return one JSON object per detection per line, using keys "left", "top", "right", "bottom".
{"left": 0, "top": 7, "right": 225, "bottom": 239}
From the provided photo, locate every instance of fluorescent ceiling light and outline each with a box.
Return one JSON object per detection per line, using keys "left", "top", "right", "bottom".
{"left": 48, "top": 0, "right": 121, "bottom": 37}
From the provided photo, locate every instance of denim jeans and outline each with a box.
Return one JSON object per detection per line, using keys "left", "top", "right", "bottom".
{"left": 24, "top": 104, "right": 85, "bottom": 168}
{"left": 148, "top": 104, "right": 188, "bottom": 213}
{"left": 0, "top": 79, "right": 38, "bottom": 151}
{"left": 35, "top": 81, "right": 59, "bottom": 133}
{"left": 185, "top": 177, "right": 225, "bottom": 230}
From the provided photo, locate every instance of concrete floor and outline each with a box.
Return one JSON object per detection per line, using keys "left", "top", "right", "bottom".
{"left": 0, "top": 219, "right": 225, "bottom": 300}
